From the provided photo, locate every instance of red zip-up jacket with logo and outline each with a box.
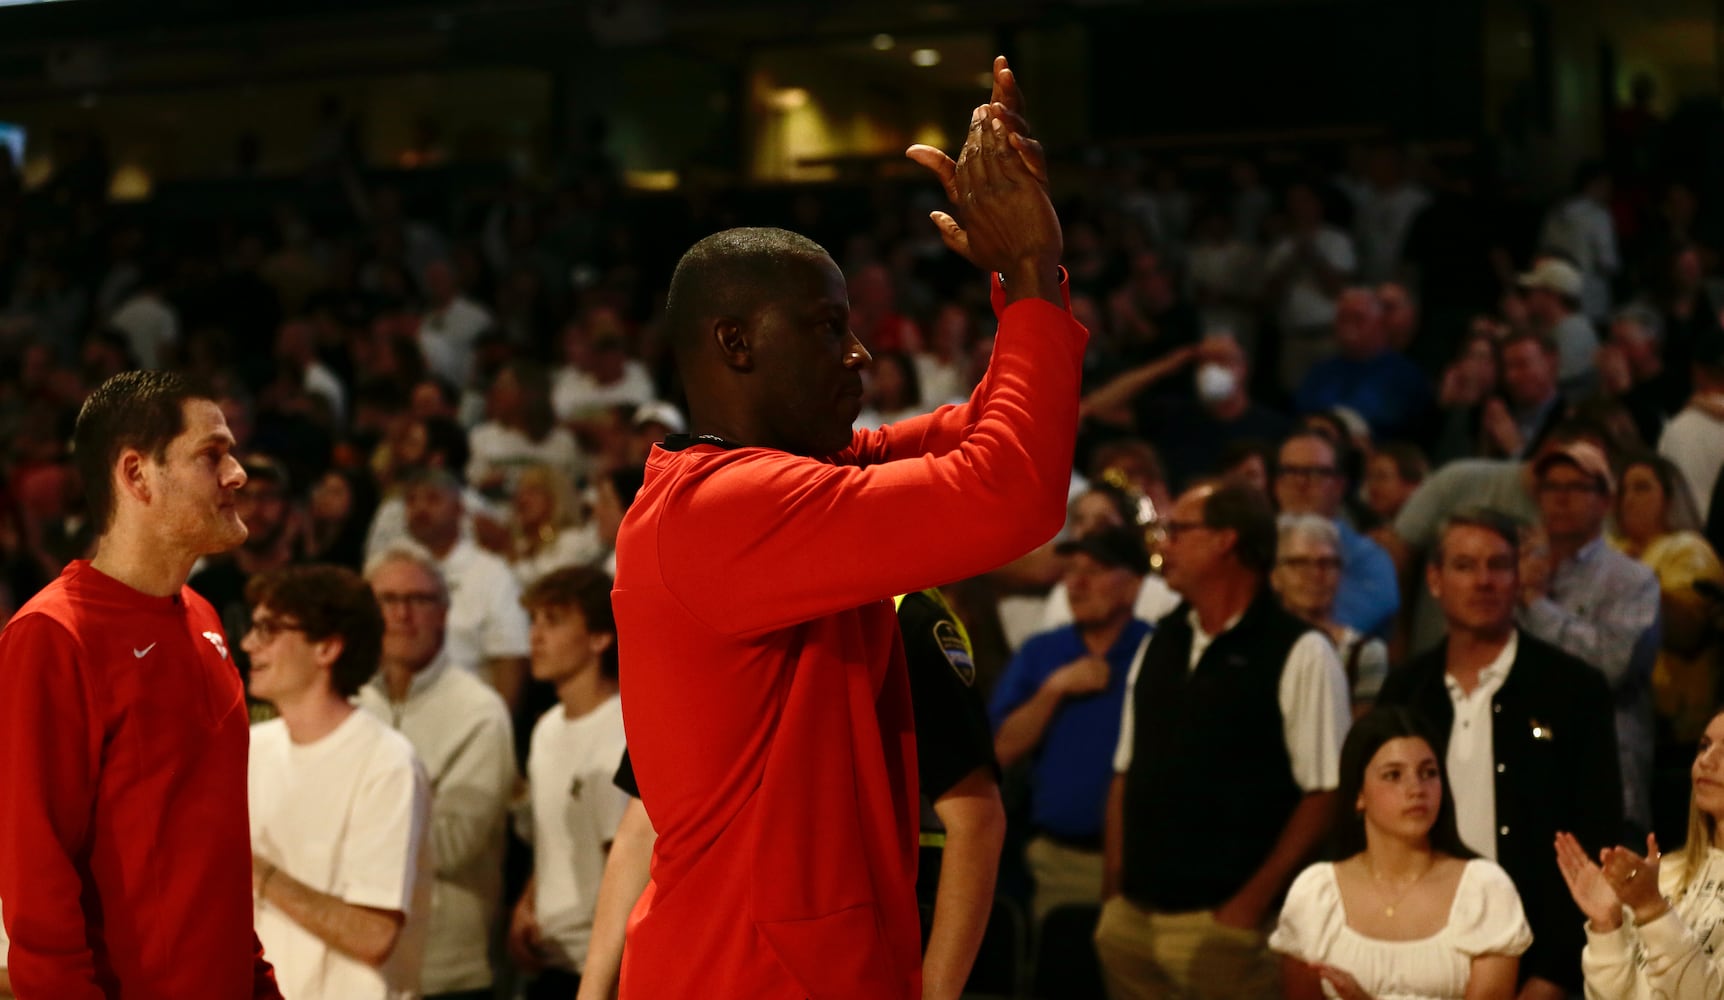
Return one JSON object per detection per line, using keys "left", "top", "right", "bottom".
{"left": 613, "top": 277, "right": 1083, "bottom": 999}
{"left": 0, "top": 561, "right": 279, "bottom": 999}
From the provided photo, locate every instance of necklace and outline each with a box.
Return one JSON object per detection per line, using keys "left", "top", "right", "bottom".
{"left": 1366, "top": 856, "right": 1436, "bottom": 918}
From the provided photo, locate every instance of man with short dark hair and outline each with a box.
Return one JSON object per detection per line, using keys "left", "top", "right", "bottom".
{"left": 1098, "top": 482, "right": 1349, "bottom": 999}
{"left": 245, "top": 564, "right": 432, "bottom": 1000}
{"left": 507, "top": 567, "right": 628, "bottom": 1000}
{"left": 1377, "top": 508, "right": 1622, "bottom": 1000}
{"left": 0, "top": 370, "right": 282, "bottom": 998}
{"left": 614, "top": 61, "right": 1077, "bottom": 998}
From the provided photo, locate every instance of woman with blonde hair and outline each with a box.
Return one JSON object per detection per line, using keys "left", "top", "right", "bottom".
{"left": 505, "top": 463, "right": 603, "bottom": 587}
{"left": 1557, "top": 705, "right": 1724, "bottom": 998}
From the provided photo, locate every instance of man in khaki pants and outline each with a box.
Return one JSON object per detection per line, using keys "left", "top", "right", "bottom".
{"left": 1097, "top": 482, "right": 1349, "bottom": 998}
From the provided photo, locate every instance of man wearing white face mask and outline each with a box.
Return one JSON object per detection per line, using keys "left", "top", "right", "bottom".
{"left": 1083, "top": 334, "right": 1291, "bottom": 490}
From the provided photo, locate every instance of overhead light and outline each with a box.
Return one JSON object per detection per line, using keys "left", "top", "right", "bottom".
{"left": 871, "top": 33, "right": 895, "bottom": 51}
{"left": 768, "top": 87, "right": 810, "bottom": 110}
{"left": 910, "top": 48, "right": 940, "bottom": 67}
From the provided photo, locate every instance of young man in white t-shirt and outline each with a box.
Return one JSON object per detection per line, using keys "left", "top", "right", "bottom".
{"left": 506, "top": 566, "right": 629, "bottom": 999}
{"left": 244, "top": 564, "right": 433, "bottom": 1000}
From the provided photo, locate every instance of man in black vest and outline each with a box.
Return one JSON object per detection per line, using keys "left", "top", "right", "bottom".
{"left": 1097, "top": 482, "right": 1350, "bottom": 999}
{"left": 1376, "top": 508, "right": 1621, "bottom": 1000}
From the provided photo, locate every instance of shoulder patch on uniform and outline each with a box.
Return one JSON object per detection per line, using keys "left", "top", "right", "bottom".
{"left": 933, "top": 620, "right": 975, "bottom": 687}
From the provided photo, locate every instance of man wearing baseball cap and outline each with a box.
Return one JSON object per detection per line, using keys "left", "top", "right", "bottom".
{"left": 1522, "top": 440, "right": 1661, "bottom": 836}
{"left": 1518, "top": 256, "right": 1600, "bottom": 399}
{"left": 990, "top": 524, "right": 1153, "bottom": 924}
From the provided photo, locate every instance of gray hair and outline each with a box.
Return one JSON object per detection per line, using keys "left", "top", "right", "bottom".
{"left": 1276, "top": 513, "right": 1341, "bottom": 561}
{"left": 363, "top": 543, "right": 451, "bottom": 605}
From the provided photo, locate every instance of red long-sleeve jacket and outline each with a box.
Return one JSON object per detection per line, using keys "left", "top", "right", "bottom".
{"left": 0, "top": 561, "right": 279, "bottom": 999}
{"left": 614, "top": 278, "right": 1084, "bottom": 999}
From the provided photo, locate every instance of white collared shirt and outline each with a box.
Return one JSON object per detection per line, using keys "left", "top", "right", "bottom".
{"left": 1444, "top": 631, "right": 1518, "bottom": 860}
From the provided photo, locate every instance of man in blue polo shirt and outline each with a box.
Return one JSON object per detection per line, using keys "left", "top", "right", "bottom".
{"left": 990, "top": 524, "right": 1153, "bottom": 924}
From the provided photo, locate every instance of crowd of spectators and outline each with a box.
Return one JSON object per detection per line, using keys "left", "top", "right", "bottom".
{"left": 4, "top": 106, "right": 1724, "bottom": 997}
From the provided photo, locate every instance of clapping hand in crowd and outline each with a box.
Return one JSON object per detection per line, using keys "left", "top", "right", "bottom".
{"left": 1555, "top": 831, "right": 1667, "bottom": 932}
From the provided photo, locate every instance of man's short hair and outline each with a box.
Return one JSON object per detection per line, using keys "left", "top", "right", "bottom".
{"left": 1375, "top": 441, "right": 1429, "bottom": 484}
{"left": 1201, "top": 481, "right": 1278, "bottom": 574}
{"left": 364, "top": 544, "right": 450, "bottom": 605}
{"left": 521, "top": 566, "right": 619, "bottom": 680}
{"left": 403, "top": 466, "right": 463, "bottom": 499}
{"left": 246, "top": 564, "right": 385, "bottom": 698}
{"left": 662, "top": 227, "right": 830, "bottom": 357}
{"left": 1430, "top": 507, "right": 1523, "bottom": 567}
{"left": 74, "top": 370, "right": 218, "bottom": 534}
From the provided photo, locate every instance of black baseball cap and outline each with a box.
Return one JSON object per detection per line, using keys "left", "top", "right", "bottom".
{"left": 1056, "top": 524, "right": 1151, "bottom": 576}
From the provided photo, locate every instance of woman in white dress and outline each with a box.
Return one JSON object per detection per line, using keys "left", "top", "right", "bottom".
{"left": 1272, "top": 707, "right": 1532, "bottom": 999}
{"left": 1556, "top": 706, "right": 1724, "bottom": 999}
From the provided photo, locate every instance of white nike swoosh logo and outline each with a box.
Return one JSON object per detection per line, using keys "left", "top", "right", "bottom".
{"left": 133, "top": 643, "right": 156, "bottom": 658}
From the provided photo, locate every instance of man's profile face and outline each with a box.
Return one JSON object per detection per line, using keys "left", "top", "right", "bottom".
{"left": 145, "top": 399, "right": 249, "bottom": 556}
{"left": 751, "top": 254, "right": 870, "bottom": 457}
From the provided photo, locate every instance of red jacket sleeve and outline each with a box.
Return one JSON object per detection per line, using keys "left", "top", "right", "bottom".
{"left": 655, "top": 292, "right": 1087, "bottom": 638}
{"left": 0, "top": 615, "right": 106, "bottom": 1000}
{"left": 252, "top": 930, "right": 282, "bottom": 999}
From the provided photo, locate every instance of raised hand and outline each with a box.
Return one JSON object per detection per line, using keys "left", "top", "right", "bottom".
{"left": 1554, "top": 831, "right": 1621, "bottom": 931}
{"left": 907, "top": 57, "right": 1046, "bottom": 200}
{"left": 1601, "top": 833, "right": 1667, "bottom": 923}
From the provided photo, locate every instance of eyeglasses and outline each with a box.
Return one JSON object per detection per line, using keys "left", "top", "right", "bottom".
{"left": 1278, "top": 555, "right": 1342, "bottom": 573}
{"left": 1277, "top": 465, "right": 1338, "bottom": 480}
{"left": 374, "top": 591, "right": 445, "bottom": 611}
{"left": 248, "top": 616, "right": 307, "bottom": 643}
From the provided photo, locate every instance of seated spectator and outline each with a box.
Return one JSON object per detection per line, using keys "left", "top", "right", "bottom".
{"left": 500, "top": 464, "right": 603, "bottom": 589}
{"left": 1273, "top": 430, "right": 1400, "bottom": 637}
{"left": 364, "top": 414, "right": 495, "bottom": 563}
{"left": 991, "top": 525, "right": 1154, "bottom": 923}
{"left": 244, "top": 564, "right": 432, "bottom": 1000}
{"left": 1609, "top": 454, "right": 1724, "bottom": 749}
{"left": 507, "top": 568, "right": 628, "bottom": 999}
{"left": 1362, "top": 441, "right": 1428, "bottom": 532}
{"left": 360, "top": 547, "right": 518, "bottom": 1000}
{"left": 1537, "top": 163, "right": 1619, "bottom": 324}
{"left": 855, "top": 350, "right": 926, "bottom": 429}
{"left": 418, "top": 260, "right": 493, "bottom": 393}
{"left": 1264, "top": 179, "right": 1359, "bottom": 392}
{"left": 1658, "top": 324, "right": 1724, "bottom": 519}
{"left": 1272, "top": 514, "right": 1387, "bottom": 714}
{"left": 467, "top": 360, "right": 584, "bottom": 503}
{"left": 1523, "top": 442, "right": 1661, "bottom": 835}
{"left": 1083, "top": 335, "right": 1290, "bottom": 490}
{"left": 1187, "top": 205, "right": 1263, "bottom": 353}
{"left": 550, "top": 307, "right": 656, "bottom": 425}
{"left": 1598, "top": 305, "right": 1682, "bottom": 448}
{"left": 401, "top": 469, "right": 531, "bottom": 705}
{"left": 1441, "top": 330, "right": 1567, "bottom": 463}
{"left": 1293, "top": 287, "right": 1432, "bottom": 440}
{"left": 303, "top": 467, "right": 379, "bottom": 571}
{"left": 914, "top": 303, "right": 974, "bottom": 407}
{"left": 1378, "top": 508, "right": 1623, "bottom": 998}
{"left": 1518, "top": 257, "right": 1600, "bottom": 399}
{"left": 1272, "top": 707, "right": 1531, "bottom": 1000}
{"left": 1556, "top": 706, "right": 1724, "bottom": 999}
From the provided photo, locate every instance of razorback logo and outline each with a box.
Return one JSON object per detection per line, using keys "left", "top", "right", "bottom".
{"left": 201, "top": 630, "right": 229, "bottom": 660}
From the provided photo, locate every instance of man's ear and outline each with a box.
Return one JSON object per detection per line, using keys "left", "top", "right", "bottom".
{"left": 116, "top": 449, "right": 152, "bottom": 507}
{"left": 313, "top": 635, "right": 346, "bottom": 673}
{"left": 590, "top": 632, "right": 615, "bottom": 658}
{"left": 713, "top": 318, "right": 752, "bottom": 371}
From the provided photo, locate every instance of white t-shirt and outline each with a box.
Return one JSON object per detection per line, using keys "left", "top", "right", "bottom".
{"left": 1443, "top": 633, "right": 1517, "bottom": 860}
{"left": 465, "top": 423, "right": 585, "bottom": 496}
{"left": 108, "top": 293, "right": 179, "bottom": 370}
{"left": 1270, "top": 859, "right": 1532, "bottom": 1000}
{"left": 518, "top": 695, "right": 630, "bottom": 972}
{"left": 1113, "top": 608, "right": 1349, "bottom": 792}
{"left": 551, "top": 362, "right": 657, "bottom": 423}
{"left": 249, "top": 711, "right": 433, "bottom": 1000}
{"left": 1659, "top": 401, "right": 1724, "bottom": 517}
{"left": 1266, "top": 226, "right": 1358, "bottom": 331}
{"left": 438, "top": 539, "right": 531, "bottom": 672}
{"left": 419, "top": 297, "right": 494, "bottom": 389}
